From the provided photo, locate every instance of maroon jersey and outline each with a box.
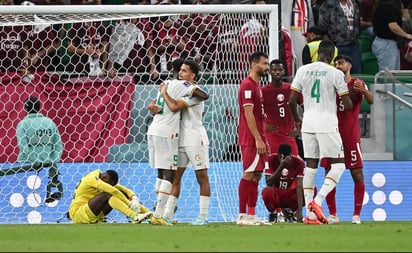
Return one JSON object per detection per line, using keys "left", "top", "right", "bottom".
{"left": 238, "top": 76, "right": 267, "bottom": 146}
{"left": 320, "top": 77, "right": 366, "bottom": 169}
{"left": 337, "top": 77, "right": 364, "bottom": 140}
{"left": 262, "top": 82, "right": 303, "bottom": 137}
{"left": 264, "top": 153, "right": 305, "bottom": 190}
{"left": 0, "top": 25, "right": 29, "bottom": 71}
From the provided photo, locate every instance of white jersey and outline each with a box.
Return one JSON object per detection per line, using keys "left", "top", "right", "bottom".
{"left": 147, "top": 79, "right": 197, "bottom": 138}
{"left": 291, "top": 61, "right": 348, "bottom": 133}
{"left": 178, "top": 96, "right": 209, "bottom": 147}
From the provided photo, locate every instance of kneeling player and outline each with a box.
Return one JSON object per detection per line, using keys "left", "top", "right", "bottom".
{"left": 261, "top": 143, "right": 305, "bottom": 223}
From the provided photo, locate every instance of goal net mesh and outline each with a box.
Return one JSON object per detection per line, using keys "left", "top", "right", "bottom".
{"left": 0, "top": 5, "right": 276, "bottom": 224}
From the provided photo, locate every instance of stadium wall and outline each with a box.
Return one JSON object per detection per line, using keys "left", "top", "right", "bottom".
{"left": 0, "top": 161, "right": 411, "bottom": 224}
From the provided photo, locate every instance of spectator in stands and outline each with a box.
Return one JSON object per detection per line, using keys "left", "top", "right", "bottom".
{"left": 372, "top": 0, "right": 412, "bottom": 71}
{"left": 179, "top": 13, "right": 219, "bottom": 73}
{"left": 281, "top": 0, "right": 314, "bottom": 68}
{"left": 13, "top": 1, "right": 65, "bottom": 82}
{"left": 237, "top": 0, "right": 268, "bottom": 80}
{"left": 67, "top": 21, "right": 110, "bottom": 77}
{"left": 318, "top": 0, "right": 362, "bottom": 74}
{"left": 152, "top": 16, "right": 188, "bottom": 74}
{"left": 302, "top": 25, "right": 339, "bottom": 65}
{"left": 16, "top": 96, "right": 64, "bottom": 203}
{"left": 279, "top": 26, "right": 294, "bottom": 79}
{"left": 106, "top": 13, "right": 159, "bottom": 83}
{"left": 26, "top": 22, "right": 65, "bottom": 79}
{"left": 400, "top": 0, "right": 412, "bottom": 69}
{"left": 0, "top": 23, "right": 31, "bottom": 79}
{"left": 311, "top": 0, "right": 326, "bottom": 25}
{"left": 359, "top": 0, "right": 377, "bottom": 39}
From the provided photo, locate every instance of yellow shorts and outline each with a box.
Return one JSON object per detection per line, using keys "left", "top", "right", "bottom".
{"left": 70, "top": 204, "right": 105, "bottom": 224}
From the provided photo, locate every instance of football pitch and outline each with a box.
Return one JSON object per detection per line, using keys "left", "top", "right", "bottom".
{"left": 1, "top": 221, "right": 411, "bottom": 252}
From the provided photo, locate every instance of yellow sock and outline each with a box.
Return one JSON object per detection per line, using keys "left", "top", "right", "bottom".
{"left": 139, "top": 204, "right": 150, "bottom": 214}
{"left": 108, "top": 196, "right": 135, "bottom": 218}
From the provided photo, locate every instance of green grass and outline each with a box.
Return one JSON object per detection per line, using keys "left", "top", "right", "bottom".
{"left": 1, "top": 221, "right": 411, "bottom": 252}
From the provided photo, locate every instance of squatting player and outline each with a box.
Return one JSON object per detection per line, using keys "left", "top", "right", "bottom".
{"left": 69, "top": 169, "right": 152, "bottom": 224}
{"left": 261, "top": 143, "right": 305, "bottom": 223}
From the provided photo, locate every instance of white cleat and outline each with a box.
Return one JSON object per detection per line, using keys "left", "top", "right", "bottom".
{"left": 352, "top": 215, "right": 361, "bottom": 224}
{"left": 327, "top": 215, "right": 340, "bottom": 224}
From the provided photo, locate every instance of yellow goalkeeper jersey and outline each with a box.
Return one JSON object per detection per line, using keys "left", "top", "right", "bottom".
{"left": 69, "top": 169, "right": 133, "bottom": 216}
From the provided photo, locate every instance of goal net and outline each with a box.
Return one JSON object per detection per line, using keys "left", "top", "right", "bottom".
{"left": 0, "top": 4, "right": 278, "bottom": 224}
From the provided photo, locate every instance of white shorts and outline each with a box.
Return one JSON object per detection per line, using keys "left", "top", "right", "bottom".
{"left": 148, "top": 135, "right": 178, "bottom": 170}
{"left": 301, "top": 132, "right": 344, "bottom": 159}
{"left": 177, "top": 145, "right": 209, "bottom": 170}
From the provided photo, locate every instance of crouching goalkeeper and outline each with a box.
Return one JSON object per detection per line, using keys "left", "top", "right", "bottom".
{"left": 69, "top": 169, "right": 152, "bottom": 224}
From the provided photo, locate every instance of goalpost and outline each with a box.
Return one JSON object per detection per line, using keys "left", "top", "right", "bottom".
{"left": 0, "top": 4, "right": 279, "bottom": 224}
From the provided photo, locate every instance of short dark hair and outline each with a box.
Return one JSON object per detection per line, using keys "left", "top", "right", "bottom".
{"left": 172, "top": 58, "right": 185, "bottom": 75}
{"left": 24, "top": 96, "right": 40, "bottom": 114}
{"left": 183, "top": 59, "right": 200, "bottom": 76}
{"left": 278, "top": 143, "right": 292, "bottom": 156}
{"left": 270, "top": 59, "right": 283, "bottom": 67}
{"left": 318, "top": 40, "right": 336, "bottom": 55}
{"left": 334, "top": 54, "right": 352, "bottom": 64}
{"left": 249, "top": 51, "right": 269, "bottom": 65}
{"left": 106, "top": 170, "right": 119, "bottom": 185}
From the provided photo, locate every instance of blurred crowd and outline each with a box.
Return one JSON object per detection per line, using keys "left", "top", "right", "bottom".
{"left": 2, "top": 0, "right": 412, "bottom": 87}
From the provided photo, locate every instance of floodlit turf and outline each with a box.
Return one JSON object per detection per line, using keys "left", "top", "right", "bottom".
{"left": 1, "top": 221, "right": 411, "bottom": 252}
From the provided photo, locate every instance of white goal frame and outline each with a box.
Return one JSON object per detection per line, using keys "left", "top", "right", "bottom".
{"left": 0, "top": 4, "right": 279, "bottom": 224}
{"left": 0, "top": 4, "right": 279, "bottom": 62}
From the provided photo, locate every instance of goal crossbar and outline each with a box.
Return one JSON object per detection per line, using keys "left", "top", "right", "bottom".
{"left": 0, "top": 4, "right": 279, "bottom": 61}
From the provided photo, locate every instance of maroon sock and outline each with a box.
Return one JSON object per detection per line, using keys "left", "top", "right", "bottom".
{"left": 326, "top": 187, "right": 337, "bottom": 216}
{"left": 354, "top": 181, "right": 365, "bottom": 216}
{"left": 238, "top": 178, "right": 249, "bottom": 213}
{"left": 247, "top": 180, "right": 259, "bottom": 216}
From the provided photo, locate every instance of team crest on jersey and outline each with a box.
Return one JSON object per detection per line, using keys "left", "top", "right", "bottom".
{"left": 244, "top": 90, "right": 251, "bottom": 99}
{"left": 195, "top": 154, "right": 202, "bottom": 161}
{"left": 183, "top": 81, "right": 191, "bottom": 87}
{"left": 281, "top": 168, "right": 289, "bottom": 177}
{"left": 277, "top": 94, "right": 285, "bottom": 102}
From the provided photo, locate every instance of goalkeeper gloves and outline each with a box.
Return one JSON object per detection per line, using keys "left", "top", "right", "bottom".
{"left": 129, "top": 196, "right": 140, "bottom": 213}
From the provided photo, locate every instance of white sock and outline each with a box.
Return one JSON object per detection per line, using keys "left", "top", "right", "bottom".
{"left": 164, "top": 195, "right": 178, "bottom": 219}
{"left": 198, "top": 195, "right": 210, "bottom": 220}
{"left": 155, "top": 177, "right": 162, "bottom": 200}
{"left": 154, "top": 180, "right": 172, "bottom": 218}
{"left": 315, "top": 162, "right": 346, "bottom": 205}
{"left": 303, "top": 167, "right": 317, "bottom": 217}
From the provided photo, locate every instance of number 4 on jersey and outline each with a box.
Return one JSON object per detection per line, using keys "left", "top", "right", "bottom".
{"left": 311, "top": 79, "right": 320, "bottom": 103}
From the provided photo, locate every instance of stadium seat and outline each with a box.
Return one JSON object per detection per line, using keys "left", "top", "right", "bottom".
{"left": 361, "top": 52, "right": 379, "bottom": 75}
{"left": 359, "top": 31, "right": 373, "bottom": 53}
